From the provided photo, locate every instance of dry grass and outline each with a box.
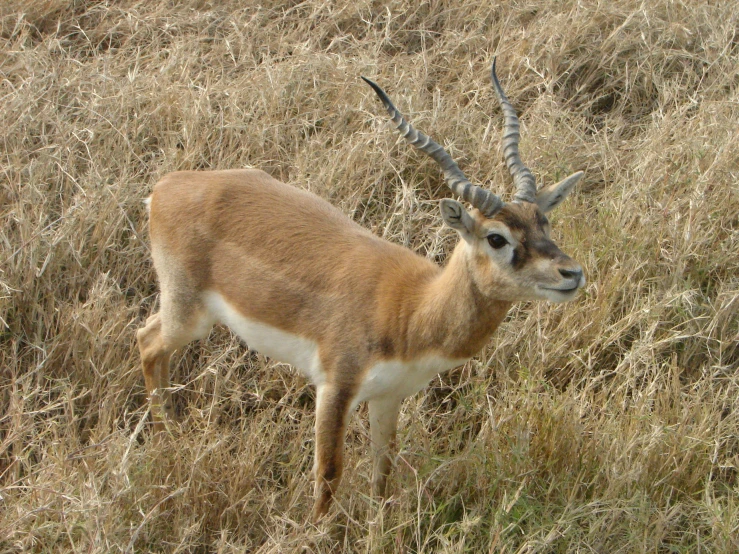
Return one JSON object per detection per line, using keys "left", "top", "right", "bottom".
{"left": 1, "top": 0, "right": 738, "bottom": 551}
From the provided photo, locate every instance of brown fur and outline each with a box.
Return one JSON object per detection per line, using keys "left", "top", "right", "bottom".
{"left": 136, "top": 168, "right": 583, "bottom": 520}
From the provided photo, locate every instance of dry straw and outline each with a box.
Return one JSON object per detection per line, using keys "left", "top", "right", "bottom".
{"left": 1, "top": 0, "right": 738, "bottom": 552}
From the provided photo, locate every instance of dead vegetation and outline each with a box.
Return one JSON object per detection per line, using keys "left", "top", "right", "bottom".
{"left": 1, "top": 0, "right": 738, "bottom": 551}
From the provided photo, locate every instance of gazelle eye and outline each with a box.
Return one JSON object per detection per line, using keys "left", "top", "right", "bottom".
{"left": 487, "top": 234, "right": 508, "bottom": 249}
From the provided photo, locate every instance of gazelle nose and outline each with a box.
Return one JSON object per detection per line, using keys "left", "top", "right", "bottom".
{"left": 559, "top": 267, "right": 583, "bottom": 281}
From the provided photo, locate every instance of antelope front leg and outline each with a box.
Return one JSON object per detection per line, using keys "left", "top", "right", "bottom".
{"left": 368, "top": 397, "right": 401, "bottom": 498}
{"left": 312, "top": 383, "right": 353, "bottom": 521}
{"left": 137, "top": 314, "right": 173, "bottom": 431}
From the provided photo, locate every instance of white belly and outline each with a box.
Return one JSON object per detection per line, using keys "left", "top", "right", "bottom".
{"left": 203, "top": 291, "right": 466, "bottom": 404}
{"left": 355, "top": 356, "right": 468, "bottom": 403}
{"left": 203, "top": 291, "right": 325, "bottom": 386}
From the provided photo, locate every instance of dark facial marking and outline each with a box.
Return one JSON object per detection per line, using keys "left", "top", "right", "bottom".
{"left": 494, "top": 204, "right": 564, "bottom": 270}
{"left": 496, "top": 210, "right": 529, "bottom": 233}
{"left": 536, "top": 211, "right": 549, "bottom": 230}
{"left": 511, "top": 244, "right": 530, "bottom": 269}
{"left": 532, "top": 238, "right": 565, "bottom": 261}
{"left": 495, "top": 206, "right": 532, "bottom": 270}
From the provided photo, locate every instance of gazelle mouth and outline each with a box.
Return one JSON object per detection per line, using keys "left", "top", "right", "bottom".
{"left": 541, "top": 285, "right": 579, "bottom": 293}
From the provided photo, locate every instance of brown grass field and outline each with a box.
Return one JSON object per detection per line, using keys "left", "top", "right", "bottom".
{"left": 2, "top": 0, "right": 738, "bottom": 551}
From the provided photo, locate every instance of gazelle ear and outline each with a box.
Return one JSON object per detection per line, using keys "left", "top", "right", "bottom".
{"left": 440, "top": 199, "right": 476, "bottom": 240}
{"left": 535, "top": 171, "right": 583, "bottom": 213}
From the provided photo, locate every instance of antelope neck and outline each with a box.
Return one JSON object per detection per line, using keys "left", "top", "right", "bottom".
{"left": 406, "top": 243, "right": 512, "bottom": 360}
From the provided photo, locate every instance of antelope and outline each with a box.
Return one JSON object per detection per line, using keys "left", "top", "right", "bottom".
{"left": 136, "top": 60, "right": 586, "bottom": 521}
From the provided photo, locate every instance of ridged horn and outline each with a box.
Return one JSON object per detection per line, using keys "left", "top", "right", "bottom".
{"left": 362, "top": 76, "right": 503, "bottom": 217}
{"left": 491, "top": 58, "right": 537, "bottom": 204}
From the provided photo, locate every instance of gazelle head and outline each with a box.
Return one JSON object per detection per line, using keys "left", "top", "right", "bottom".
{"left": 362, "top": 59, "right": 585, "bottom": 303}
